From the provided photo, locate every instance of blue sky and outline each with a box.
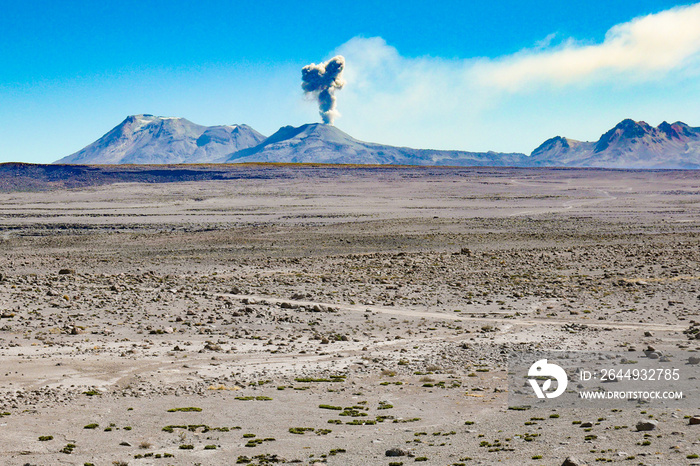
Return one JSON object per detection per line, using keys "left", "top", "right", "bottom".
{"left": 1, "top": 1, "right": 699, "bottom": 163}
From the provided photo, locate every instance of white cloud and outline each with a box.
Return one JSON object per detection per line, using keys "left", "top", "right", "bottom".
{"left": 329, "top": 4, "right": 700, "bottom": 152}
{"left": 338, "top": 3, "right": 700, "bottom": 97}
{"left": 474, "top": 2, "right": 700, "bottom": 91}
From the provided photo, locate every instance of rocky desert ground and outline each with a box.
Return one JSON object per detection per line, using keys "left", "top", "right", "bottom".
{"left": 1, "top": 165, "right": 699, "bottom": 465}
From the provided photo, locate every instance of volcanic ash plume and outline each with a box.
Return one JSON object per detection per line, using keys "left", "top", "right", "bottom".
{"left": 301, "top": 55, "right": 345, "bottom": 125}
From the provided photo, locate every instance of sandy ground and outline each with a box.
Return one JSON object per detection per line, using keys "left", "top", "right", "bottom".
{"left": 0, "top": 166, "right": 699, "bottom": 465}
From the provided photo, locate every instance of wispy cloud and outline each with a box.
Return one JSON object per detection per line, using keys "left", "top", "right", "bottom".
{"left": 332, "top": 3, "right": 700, "bottom": 152}
{"left": 473, "top": 2, "right": 700, "bottom": 91}
{"left": 338, "top": 3, "right": 700, "bottom": 97}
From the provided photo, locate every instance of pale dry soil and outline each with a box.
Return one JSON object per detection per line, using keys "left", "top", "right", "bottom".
{"left": 0, "top": 166, "right": 699, "bottom": 465}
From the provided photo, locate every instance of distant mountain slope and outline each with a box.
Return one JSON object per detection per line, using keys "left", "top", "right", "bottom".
{"left": 223, "top": 123, "right": 527, "bottom": 166}
{"left": 54, "top": 115, "right": 700, "bottom": 169}
{"left": 54, "top": 115, "right": 266, "bottom": 164}
{"left": 531, "top": 120, "right": 700, "bottom": 169}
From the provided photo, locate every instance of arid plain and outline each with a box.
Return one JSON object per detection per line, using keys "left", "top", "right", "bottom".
{"left": 1, "top": 165, "right": 700, "bottom": 465}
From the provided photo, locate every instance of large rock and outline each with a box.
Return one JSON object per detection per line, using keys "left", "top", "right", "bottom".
{"left": 562, "top": 456, "right": 586, "bottom": 466}
{"left": 385, "top": 448, "right": 408, "bottom": 457}
{"left": 636, "top": 420, "right": 658, "bottom": 431}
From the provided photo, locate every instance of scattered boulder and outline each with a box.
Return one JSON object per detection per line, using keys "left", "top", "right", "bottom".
{"left": 386, "top": 448, "right": 408, "bottom": 457}
{"left": 204, "top": 342, "right": 222, "bottom": 351}
{"left": 636, "top": 420, "right": 658, "bottom": 431}
{"left": 689, "top": 416, "right": 700, "bottom": 425}
{"left": 688, "top": 356, "right": 700, "bottom": 365}
{"left": 58, "top": 269, "right": 74, "bottom": 275}
{"left": 562, "top": 456, "right": 585, "bottom": 466}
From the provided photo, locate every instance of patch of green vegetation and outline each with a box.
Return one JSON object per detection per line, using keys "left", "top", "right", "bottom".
{"left": 319, "top": 404, "right": 343, "bottom": 410}
{"left": 338, "top": 407, "right": 368, "bottom": 417}
{"left": 162, "top": 425, "right": 188, "bottom": 433}
{"left": 289, "top": 427, "right": 315, "bottom": 435}
{"left": 294, "top": 375, "right": 346, "bottom": 383}
{"left": 83, "top": 423, "right": 99, "bottom": 429}
{"left": 167, "top": 407, "right": 202, "bottom": 412}
{"left": 243, "top": 437, "right": 275, "bottom": 448}
{"left": 179, "top": 444, "right": 194, "bottom": 450}
{"left": 161, "top": 424, "right": 230, "bottom": 433}
{"left": 60, "top": 443, "right": 76, "bottom": 454}
{"left": 38, "top": 435, "right": 53, "bottom": 441}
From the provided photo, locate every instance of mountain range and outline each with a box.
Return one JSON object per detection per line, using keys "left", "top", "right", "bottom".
{"left": 530, "top": 119, "right": 700, "bottom": 169}
{"left": 54, "top": 115, "right": 700, "bottom": 169}
{"left": 56, "top": 115, "right": 265, "bottom": 164}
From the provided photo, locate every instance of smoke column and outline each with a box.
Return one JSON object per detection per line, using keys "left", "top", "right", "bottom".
{"left": 301, "top": 55, "right": 345, "bottom": 125}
